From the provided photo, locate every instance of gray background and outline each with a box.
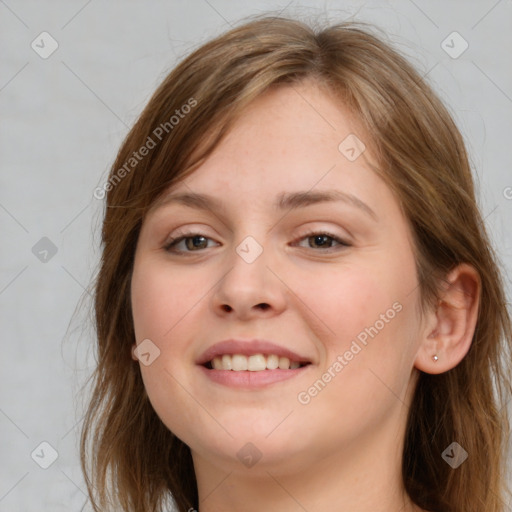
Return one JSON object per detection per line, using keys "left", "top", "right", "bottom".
{"left": 1, "top": 0, "right": 511, "bottom": 510}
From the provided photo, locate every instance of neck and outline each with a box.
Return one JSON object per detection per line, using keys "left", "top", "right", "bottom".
{"left": 192, "top": 417, "right": 420, "bottom": 512}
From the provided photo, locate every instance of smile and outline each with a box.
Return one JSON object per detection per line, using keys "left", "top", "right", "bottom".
{"left": 206, "top": 353, "right": 310, "bottom": 371}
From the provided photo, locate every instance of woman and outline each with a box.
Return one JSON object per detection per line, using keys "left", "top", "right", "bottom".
{"left": 81, "top": 15, "right": 512, "bottom": 512}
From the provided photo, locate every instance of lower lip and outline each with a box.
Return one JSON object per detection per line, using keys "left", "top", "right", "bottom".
{"left": 198, "top": 365, "right": 311, "bottom": 388}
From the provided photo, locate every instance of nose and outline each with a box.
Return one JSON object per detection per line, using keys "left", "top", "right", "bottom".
{"left": 210, "top": 241, "right": 287, "bottom": 321}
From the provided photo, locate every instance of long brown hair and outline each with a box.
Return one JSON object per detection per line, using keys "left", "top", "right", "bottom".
{"left": 81, "top": 15, "right": 512, "bottom": 512}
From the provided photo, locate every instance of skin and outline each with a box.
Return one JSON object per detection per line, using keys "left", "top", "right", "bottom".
{"left": 130, "top": 81, "right": 480, "bottom": 512}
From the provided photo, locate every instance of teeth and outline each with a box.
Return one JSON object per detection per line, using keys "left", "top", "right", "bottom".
{"left": 209, "top": 354, "right": 305, "bottom": 371}
{"left": 266, "top": 354, "right": 279, "bottom": 370}
{"left": 221, "top": 354, "right": 232, "bottom": 370}
{"left": 278, "top": 356, "right": 290, "bottom": 369}
{"left": 232, "top": 354, "right": 248, "bottom": 371}
{"left": 248, "top": 354, "right": 266, "bottom": 371}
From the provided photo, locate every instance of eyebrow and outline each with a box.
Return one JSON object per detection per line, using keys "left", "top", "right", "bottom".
{"left": 155, "top": 190, "right": 377, "bottom": 221}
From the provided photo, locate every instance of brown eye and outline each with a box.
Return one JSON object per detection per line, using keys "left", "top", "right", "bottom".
{"left": 308, "top": 234, "right": 336, "bottom": 249}
{"left": 164, "top": 233, "right": 217, "bottom": 253}
{"left": 294, "top": 231, "right": 350, "bottom": 251}
{"left": 184, "top": 235, "right": 209, "bottom": 250}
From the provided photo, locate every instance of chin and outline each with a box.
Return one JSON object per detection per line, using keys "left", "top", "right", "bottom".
{"left": 188, "top": 422, "right": 317, "bottom": 473}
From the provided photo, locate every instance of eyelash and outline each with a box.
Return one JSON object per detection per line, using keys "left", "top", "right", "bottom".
{"left": 163, "top": 229, "right": 351, "bottom": 254}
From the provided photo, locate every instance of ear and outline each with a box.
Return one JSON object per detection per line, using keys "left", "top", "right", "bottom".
{"left": 414, "top": 263, "right": 480, "bottom": 375}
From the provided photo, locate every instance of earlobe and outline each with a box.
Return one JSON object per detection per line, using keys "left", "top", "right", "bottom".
{"left": 414, "top": 263, "right": 480, "bottom": 375}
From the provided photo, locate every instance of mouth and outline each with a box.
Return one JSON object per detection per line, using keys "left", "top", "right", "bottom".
{"left": 203, "top": 353, "right": 312, "bottom": 371}
{"left": 196, "top": 339, "right": 313, "bottom": 388}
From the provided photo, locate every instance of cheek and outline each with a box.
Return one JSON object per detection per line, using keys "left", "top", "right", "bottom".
{"left": 294, "top": 281, "right": 418, "bottom": 450}
{"left": 131, "top": 257, "right": 198, "bottom": 343}
{"left": 131, "top": 257, "right": 206, "bottom": 438}
{"left": 302, "top": 250, "right": 420, "bottom": 387}
{"left": 297, "top": 262, "right": 396, "bottom": 343}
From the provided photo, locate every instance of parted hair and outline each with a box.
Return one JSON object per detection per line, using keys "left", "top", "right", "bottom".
{"left": 81, "top": 15, "right": 512, "bottom": 512}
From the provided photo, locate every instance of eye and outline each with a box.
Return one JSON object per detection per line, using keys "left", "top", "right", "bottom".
{"left": 292, "top": 231, "right": 350, "bottom": 251}
{"left": 163, "top": 230, "right": 350, "bottom": 255}
{"left": 164, "top": 232, "right": 219, "bottom": 254}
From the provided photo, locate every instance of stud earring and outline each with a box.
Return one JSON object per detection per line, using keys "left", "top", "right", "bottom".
{"left": 432, "top": 355, "right": 439, "bottom": 362}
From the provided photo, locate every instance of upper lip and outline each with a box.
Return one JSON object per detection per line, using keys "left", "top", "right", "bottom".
{"left": 196, "top": 339, "right": 312, "bottom": 366}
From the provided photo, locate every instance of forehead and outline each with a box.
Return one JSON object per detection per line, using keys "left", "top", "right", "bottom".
{"left": 158, "top": 84, "right": 382, "bottom": 198}
{"left": 144, "top": 82, "right": 406, "bottom": 235}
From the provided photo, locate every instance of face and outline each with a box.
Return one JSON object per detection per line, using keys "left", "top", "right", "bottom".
{"left": 131, "top": 81, "right": 426, "bottom": 475}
